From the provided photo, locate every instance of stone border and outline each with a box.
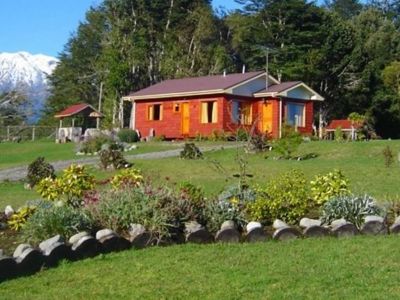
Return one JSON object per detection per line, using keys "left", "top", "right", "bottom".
{"left": 1, "top": 216, "right": 399, "bottom": 282}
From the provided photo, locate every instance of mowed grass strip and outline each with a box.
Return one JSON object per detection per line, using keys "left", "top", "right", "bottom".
{"left": 1, "top": 236, "right": 400, "bottom": 299}
{"left": 0, "top": 140, "right": 182, "bottom": 170}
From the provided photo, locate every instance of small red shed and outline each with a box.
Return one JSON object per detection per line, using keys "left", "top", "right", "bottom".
{"left": 123, "top": 71, "right": 324, "bottom": 139}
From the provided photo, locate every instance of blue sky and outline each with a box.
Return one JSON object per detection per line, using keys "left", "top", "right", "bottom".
{"left": 0, "top": 0, "right": 242, "bottom": 58}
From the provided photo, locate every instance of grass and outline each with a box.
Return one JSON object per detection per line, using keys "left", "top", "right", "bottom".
{"left": 1, "top": 236, "right": 400, "bottom": 299}
{"left": 1, "top": 140, "right": 400, "bottom": 209}
{"left": 0, "top": 140, "right": 181, "bottom": 169}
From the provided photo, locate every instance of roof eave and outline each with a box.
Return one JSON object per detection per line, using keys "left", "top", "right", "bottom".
{"left": 129, "top": 89, "right": 226, "bottom": 101}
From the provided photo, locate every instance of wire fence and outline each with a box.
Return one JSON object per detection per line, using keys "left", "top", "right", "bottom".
{"left": 0, "top": 126, "right": 57, "bottom": 142}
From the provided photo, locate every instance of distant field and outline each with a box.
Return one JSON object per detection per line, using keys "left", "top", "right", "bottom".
{"left": 0, "top": 140, "right": 399, "bottom": 209}
{"left": 1, "top": 236, "right": 400, "bottom": 299}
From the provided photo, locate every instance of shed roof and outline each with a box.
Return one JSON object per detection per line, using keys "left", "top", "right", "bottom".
{"left": 128, "top": 71, "right": 268, "bottom": 100}
{"left": 54, "top": 103, "right": 101, "bottom": 118}
{"left": 326, "top": 119, "right": 361, "bottom": 131}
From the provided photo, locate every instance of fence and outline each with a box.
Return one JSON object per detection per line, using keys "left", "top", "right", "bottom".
{"left": 0, "top": 126, "right": 58, "bottom": 142}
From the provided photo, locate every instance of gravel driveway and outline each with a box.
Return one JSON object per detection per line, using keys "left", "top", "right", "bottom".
{"left": 0, "top": 145, "right": 237, "bottom": 182}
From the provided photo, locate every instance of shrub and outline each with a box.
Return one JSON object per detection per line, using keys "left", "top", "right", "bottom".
{"left": 79, "top": 135, "right": 111, "bottom": 154}
{"left": 246, "top": 133, "right": 270, "bottom": 153}
{"left": 99, "top": 145, "right": 132, "bottom": 170}
{"left": 180, "top": 143, "right": 203, "bottom": 159}
{"left": 22, "top": 203, "right": 94, "bottom": 243}
{"left": 27, "top": 157, "right": 55, "bottom": 187}
{"left": 117, "top": 129, "right": 139, "bottom": 143}
{"left": 88, "top": 187, "right": 170, "bottom": 242}
{"left": 335, "top": 127, "right": 344, "bottom": 142}
{"left": 36, "top": 164, "right": 95, "bottom": 207}
{"left": 321, "top": 195, "right": 383, "bottom": 228}
{"left": 111, "top": 168, "right": 143, "bottom": 189}
{"left": 204, "top": 196, "right": 248, "bottom": 234}
{"left": 310, "top": 169, "right": 351, "bottom": 205}
{"left": 274, "top": 126, "right": 302, "bottom": 159}
{"left": 247, "top": 170, "right": 310, "bottom": 224}
{"left": 7, "top": 206, "right": 36, "bottom": 231}
{"left": 235, "top": 128, "right": 249, "bottom": 141}
{"left": 382, "top": 145, "right": 394, "bottom": 168}
{"left": 179, "top": 181, "right": 205, "bottom": 206}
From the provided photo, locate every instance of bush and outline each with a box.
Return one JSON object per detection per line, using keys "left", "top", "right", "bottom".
{"left": 111, "top": 168, "right": 143, "bottom": 189}
{"left": 235, "top": 128, "right": 249, "bottom": 141}
{"left": 180, "top": 143, "right": 203, "bottom": 159}
{"left": 27, "top": 157, "right": 55, "bottom": 187}
{"left": 335, "top": 127, "right": 344, "bottom": 142}
{"left": 274, "top": 126, "right": 303, "bottom": 159}
{"left": 22, "top": 203, "right": 94, "bottom": 243}
{"left": 117, "top": 129, "right": 139, "bottom": 143}
{"left": 88, "top": 187, "right": 171, "bottom": 242}
{"left": 204, "top": 196, "right": 248, "bottom": 234}
{"left": 99, "top": 145, "right": 132, "bottom": 170}
{"left": 179, "top": 181, "right": 205, "bottom": 206}
{"left": 310, "top": 169, "right": 351, "bottom": 205}
{"left": 36, "top": 164, "right": 95, "bottom": 207}
{"left": 247, "top": 170, "right": 311, "bottom": 224}
{"left": 7, "top": 206, "right": 36, "bottom": 231}
{"left": 321, "top": 195, "right": 383, "bottom": 228}
{"left": 79, "top": 135, "right": 111, "bottom": 154}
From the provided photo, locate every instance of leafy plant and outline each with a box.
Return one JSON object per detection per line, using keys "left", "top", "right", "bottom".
{"left": 99, "top": 144, "right": 132, "bottom": 170}
{"left": 36, "top": 164, "right": 95, "bottom": 207}
{"left": 247, "top": 170, "right": 311, "bottom": 224}
{"left": 274, "top": 126, "right": 303, "bottom": 159}
{"left": 382, "top": 145, "right": 394, "bottom": 168}
{"left": 27, "top": 157, "right": 55, "bottom": 187}
{"left": 79, "top": 135, "right": 112, "bottom": 154}
{"left": 7, "top": 206, "right": 36, "bottom": 231}
{"left": 335, "top": 126, "right": 344, "bottom": 142}
{"left": 117, "top": 129, "right": 139, "bottom": 143}
{"left": 310, "top": 169, "right": 351, "bottom": 205}
{"left": 179, "top": 181, "right": 205, "bottom": 206}
{"left": 111, "top": 168, "right": 144, "bottom": 189}
{"left": 22, "top": 203, "right": 94, "bottom": 243}
{"left": 321, "top": 195, "right": 383, "bottom": 228}
{"left": 180, "top": 143, "right": 203, "bottom": 159}
{"left": 204, "top": 196, "right": 248, "bottom": 234}
{"left": 88, "top": 186, "right": 171, "bottom": 242}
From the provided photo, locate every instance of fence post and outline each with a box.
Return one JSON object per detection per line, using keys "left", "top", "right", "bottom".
{"left": 6, "top": 126, "right": 10, "bottom": 141}
{"left": 32, "top": 126, "right": 36, "bottom": 142}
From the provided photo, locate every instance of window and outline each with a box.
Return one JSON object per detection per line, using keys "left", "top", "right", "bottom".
{"left": 231, "top": 101, "right": 252, "bottom": 125}
{"left": 148, "top": 104, "right": 163, "bottom": 121}
{"left": 286, "top": 102, "right": 305, "bottom": 127}
{"left": 201, "top": 101, "right": 218, "bottom": 123}
{"left": 173, "top": 103, "right": 180, "bottom": 113}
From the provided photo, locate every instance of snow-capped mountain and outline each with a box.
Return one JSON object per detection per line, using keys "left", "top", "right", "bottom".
{"left": 0, "top": 51, "right": 58, "bottom": 121}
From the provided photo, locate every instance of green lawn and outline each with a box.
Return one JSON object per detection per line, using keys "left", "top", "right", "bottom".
{"left": 0, "top": 140, "right": 181, "bottom": 170}
{"left": 1, "top": 140, "right": 400, "bottom": 209}
{"left": 1, "top": 236, "right": 400, "bottom": 299}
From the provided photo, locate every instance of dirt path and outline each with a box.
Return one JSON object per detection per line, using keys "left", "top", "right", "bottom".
{"left": 0, "top": 145, "right": 237, "bottom": 182}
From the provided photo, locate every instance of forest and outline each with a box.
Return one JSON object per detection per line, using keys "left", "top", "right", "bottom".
{"left": 42, "top": 0, "right": 400, "bottom": 138}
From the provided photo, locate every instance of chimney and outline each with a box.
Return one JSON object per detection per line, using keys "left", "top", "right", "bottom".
{"left": 223, "top": 69, "right": 226, "bottom": 77}
{"left": 242, "top": 65, "right": 246, "bottom": 74}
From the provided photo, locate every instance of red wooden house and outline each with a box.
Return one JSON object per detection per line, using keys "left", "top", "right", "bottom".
{"left": 124, "top": 71, "right": 324, "bottom": 139}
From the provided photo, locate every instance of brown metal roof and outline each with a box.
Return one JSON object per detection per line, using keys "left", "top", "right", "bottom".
{"left": 256, "top": 81, "right": 301, "bottom": 94}
{"left": 55, "top": 103, "right": 100, "bottom": 118}
{"left": 129, "top": 71, "right": 265, "bottom": 98}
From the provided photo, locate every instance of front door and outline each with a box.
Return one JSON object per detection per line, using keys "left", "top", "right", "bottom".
{"left": 182, "top": 102, "right": 190, "bottom": 135}
{"left": 262, "top": 102, "right": 273, "bottom": 133}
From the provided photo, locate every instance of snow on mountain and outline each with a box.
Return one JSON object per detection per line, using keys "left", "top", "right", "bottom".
{"left": 0, "top": 51, "right": 58, "bottom": 121}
